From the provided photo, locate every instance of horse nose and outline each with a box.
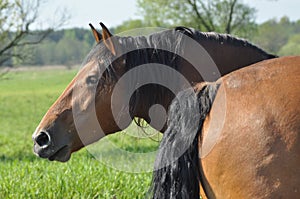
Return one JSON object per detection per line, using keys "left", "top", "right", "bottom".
{"left": 34, "top": 131, "right": 51, "bottom": 148}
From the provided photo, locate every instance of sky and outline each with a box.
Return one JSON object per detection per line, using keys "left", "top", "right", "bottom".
{"left": 38, "top": 0, "right": 300, "bottom": 29}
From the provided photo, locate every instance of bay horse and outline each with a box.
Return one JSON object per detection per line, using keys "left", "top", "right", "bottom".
{"left": 32, "top": 23, "right": 276, "bottom": 162}
{"left": 150, "top": 56, "right": 300, "bottom": 199}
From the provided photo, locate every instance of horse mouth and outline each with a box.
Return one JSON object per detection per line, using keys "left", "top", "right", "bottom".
{"left": 48, "top": 145, "right": 71, "bottom": 162}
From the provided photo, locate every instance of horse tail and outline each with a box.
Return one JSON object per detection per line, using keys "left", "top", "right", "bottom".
{"left": 148, "top": 82, "right": 219, "bottom": 199}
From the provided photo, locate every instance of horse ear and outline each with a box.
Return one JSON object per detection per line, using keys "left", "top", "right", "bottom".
{"left": 100, "top": 22, "right": 117, "bottom": 56}
{"left": 89, "top": 23, "right": 102, "bottom": 43}
{"left": 100, "top": 22, "right": 113, "bottom": 38}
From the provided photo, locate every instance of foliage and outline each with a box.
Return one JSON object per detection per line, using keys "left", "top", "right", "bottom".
{"left": 137, "top": 0, "right": 257, "bottom": 37}
{"left": 30, "top": 28, "right": 95, "bottom": 66}
{"left": 114, "top": 19, "right": 146, "bottom": 34}
{"left": 253, "top": 17, "right": 300, "bottom": 55}
{"left": 278, "top": 34, "right": 300, "bottom": 56}
{"left": 0, "top": 68, "right": 159, "bottom": 198}
{"left": 0, "top": 0, "right": 67, "bottom": 66}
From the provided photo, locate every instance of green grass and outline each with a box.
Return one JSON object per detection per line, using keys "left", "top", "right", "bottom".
{"left": 0, "top": 68, "right": 161, "bottom": 198}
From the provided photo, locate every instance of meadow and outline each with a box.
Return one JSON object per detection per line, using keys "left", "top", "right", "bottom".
{"left": 0, "top": 67, "right": 160, "bottom": 198}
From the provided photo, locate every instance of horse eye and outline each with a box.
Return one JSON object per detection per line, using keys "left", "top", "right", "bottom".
{"left": 86, "top": 75, "right": 98, "bottom": 85}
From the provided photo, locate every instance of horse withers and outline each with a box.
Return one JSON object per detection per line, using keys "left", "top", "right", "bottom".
{"left": 151, "top": 56, "right": 300, "bottom": 199}
{"left": 32, "top": 23, "right": 276, "bottom": 162}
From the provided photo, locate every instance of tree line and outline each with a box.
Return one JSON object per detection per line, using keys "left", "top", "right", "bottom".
{"left": 27, "top": 29, "right": 95, "bottom": 66}
{"left": 19, "top": 17, "right": 300, "bottom": 66}
{"left": 1, "top": 0, "right": 299, "bottom": 67}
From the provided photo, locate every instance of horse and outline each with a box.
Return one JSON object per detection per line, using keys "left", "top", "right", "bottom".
{"left": 150, "top": 56, "right": 300, "bottom": 199}
{"left": 32, "top": 22, "right": 276, "bottom": 162}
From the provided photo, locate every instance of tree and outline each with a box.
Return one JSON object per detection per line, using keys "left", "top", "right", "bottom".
{"left": 278, "top": 34, "right": 300, "bottom": 56}
{"left": 252, "top": 16, "right": 299, "bottom": 54}
{"left": 137, "top": 0, "right": 257, "bottom": 37}
{"left": 30, "top": 28, "right": 94, "bottom": 66}
{"left": 0, "top": 0, "right": 67, "bottom": 66}
{"left": 114, "top": 19, "right": 146, "bottom": 34}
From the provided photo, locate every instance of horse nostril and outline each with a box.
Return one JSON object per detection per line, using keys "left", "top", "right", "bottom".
{"left": 35, "top": 131, "right": 51, "bottom": 148}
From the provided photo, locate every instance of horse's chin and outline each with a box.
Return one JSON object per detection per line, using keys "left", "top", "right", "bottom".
{"left": 48, "top": 145, "right": 71, "bottom": 162}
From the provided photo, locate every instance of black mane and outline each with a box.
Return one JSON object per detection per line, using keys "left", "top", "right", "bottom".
{"left": 148, "top": 83, "right": 219, "bottom": 198}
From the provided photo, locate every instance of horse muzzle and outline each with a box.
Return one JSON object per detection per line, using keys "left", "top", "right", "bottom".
{"left": 33, "top": 130, "right": 72, "bottom": 162}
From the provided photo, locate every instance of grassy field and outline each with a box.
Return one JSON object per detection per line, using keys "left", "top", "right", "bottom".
{"left": 0, "top": 68, "right": 160, "bottom": 198}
